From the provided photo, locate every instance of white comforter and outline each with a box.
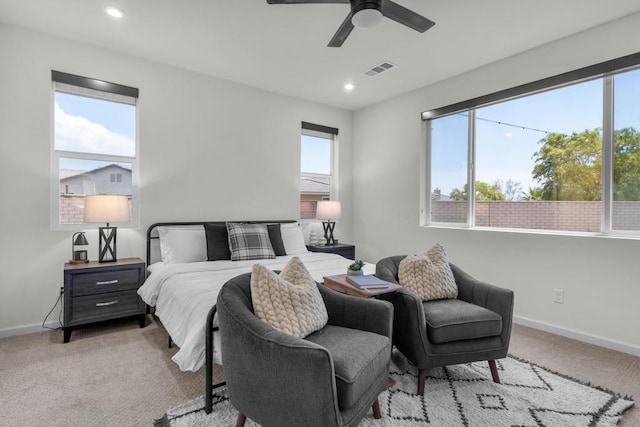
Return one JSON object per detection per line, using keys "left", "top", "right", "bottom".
{"left": 138, "top": 252, "right": 375, "bottom": 372}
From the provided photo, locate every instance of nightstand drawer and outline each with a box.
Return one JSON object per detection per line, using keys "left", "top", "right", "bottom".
{"left": 71, "top": 267, "right": 143, "bottom": 297}
{"left": 68, "top": 290, "right": 144, "bottom": 325}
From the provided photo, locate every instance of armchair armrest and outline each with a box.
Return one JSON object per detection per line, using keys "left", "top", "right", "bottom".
{"left": 319, "top": 284, "right": 393, "bottom": 340}
{"left": 451, "top": 263, "right": 514, "bottom": 346}
{"left": 377, "top": 288, "right": 431, "bottom": 364}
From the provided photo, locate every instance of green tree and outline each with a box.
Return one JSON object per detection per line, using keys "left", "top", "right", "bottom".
{"left": 449, "top": 181, "right": 506, "bottom": 201}
{"left": 532, "top": 129, "right": 602, "bottom": 201}
{"left": 521, "top": 187, "right": 544, "bottom": 201}
{"left": 532, "top": 127, "right": 640, "bottom": 201}
{"left": 613, "top": 127, "right": 640, "bottom": 200}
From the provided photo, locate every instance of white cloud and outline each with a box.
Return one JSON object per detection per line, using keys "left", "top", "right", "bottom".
{"left": 54, "top": 103, "right": 134, "bottom": 157}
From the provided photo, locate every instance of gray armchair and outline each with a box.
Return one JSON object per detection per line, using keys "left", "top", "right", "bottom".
{"left": 217, "top": 272, "right": 393, "bottom": 427}
{"left": 376, "top": 256, "right": 514, "bottom": 395}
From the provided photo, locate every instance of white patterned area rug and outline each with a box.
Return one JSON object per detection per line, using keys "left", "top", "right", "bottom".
{"left": 155, "top": 352, "right": 634, "bottom": 427}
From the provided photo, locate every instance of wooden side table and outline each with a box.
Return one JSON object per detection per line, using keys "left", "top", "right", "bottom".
{"left": 322, "top": 274, "right": 402, "bottom": 298}
{"left": 63, "top": 257, "right": 146, "bottom": 343}
{"left": 306, "top": 243, "right": 355, "bottom": 260}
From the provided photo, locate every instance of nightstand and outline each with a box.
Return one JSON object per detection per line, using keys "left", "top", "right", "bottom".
{"left": 63, "top": 257, "right": 146, "bottom": 343}
{"left": 306, "top": 243, "right": 355, "bottom": 260}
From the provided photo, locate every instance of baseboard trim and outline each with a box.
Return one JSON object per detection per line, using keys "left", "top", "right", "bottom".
{"left": 0, "top": 321, "right": 61, "bottom": 339}
{"left": 514, "top": 315, "right": 640, "bottom": 357}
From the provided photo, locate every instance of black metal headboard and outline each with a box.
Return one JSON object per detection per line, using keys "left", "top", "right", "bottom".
{"left": 146, "top": 220, "right": 297, "bottom": 267}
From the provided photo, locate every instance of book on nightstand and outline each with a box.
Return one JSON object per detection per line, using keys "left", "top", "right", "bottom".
{"left": 345, "top": 275, "right": 389, "bottom": 289}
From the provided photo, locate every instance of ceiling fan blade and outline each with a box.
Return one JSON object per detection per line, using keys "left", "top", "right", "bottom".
{"left": 327, "top": 12, "right": 354, "bottom": 47}
{"left": 267, "top": 0, "right": 348, "bottom": 4}
{"left": 382, "top": 0, "right": 435, "bottom": 33}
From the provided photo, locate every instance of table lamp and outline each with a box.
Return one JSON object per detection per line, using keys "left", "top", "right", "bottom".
{"left": 84, "top": 195, "right": 130, "bottom": 263}
{"left": 316, "top": 200, "right": 341, "bottom": 246}
{"left": 70, "top": 232, "right": 89, "bottom": 264}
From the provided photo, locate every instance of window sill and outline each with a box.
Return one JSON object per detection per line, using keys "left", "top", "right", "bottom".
{"left": 422, "top": 224, "right": 640, "bottom": 240}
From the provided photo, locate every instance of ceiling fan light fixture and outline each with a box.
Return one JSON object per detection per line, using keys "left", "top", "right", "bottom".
{"left": 352, "top": 8, "right": 383, "bottom": 28}
{"left": 106, "top": 6, "right": 124, "bottom": 19}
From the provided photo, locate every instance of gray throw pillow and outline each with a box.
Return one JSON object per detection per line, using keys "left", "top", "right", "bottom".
{"left": 227, "top": 223, "right": 276, "bottom": 261}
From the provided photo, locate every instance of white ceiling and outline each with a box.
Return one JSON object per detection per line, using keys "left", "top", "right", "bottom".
{"left": 2, "top": 1, "right": 640, "bottom": 110}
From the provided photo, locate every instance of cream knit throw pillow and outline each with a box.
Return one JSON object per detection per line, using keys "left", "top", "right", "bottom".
{"left": 398, "top": 244, "right": 458, "bottom": 301}
{"left": 251, "top": 256, "right": 328, "bottom": 338}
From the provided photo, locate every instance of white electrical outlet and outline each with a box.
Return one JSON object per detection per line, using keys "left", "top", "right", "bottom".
{"left": 57, "top": 284, "right": 64, "bottom": 297}
{"left": 553, "top": 288, "right": 564, "bottom": 304}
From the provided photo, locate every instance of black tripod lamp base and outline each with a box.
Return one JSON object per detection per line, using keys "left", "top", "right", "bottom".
{"left": 98, "top": 226, "right": 117, "bottom": 263}
{"left": 322, "top": 220, "right": 337, "bottom": 245}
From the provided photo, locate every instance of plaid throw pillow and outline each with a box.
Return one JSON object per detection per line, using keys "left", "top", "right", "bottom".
{"left": 227, "top": 223, "right": 276, "bottom": 261}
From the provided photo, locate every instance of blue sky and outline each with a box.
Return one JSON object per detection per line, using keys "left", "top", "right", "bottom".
{"left": 431, "top": 68, "right": 640, "bottom": 197}
{"left": 301, "top": 134, "right": 331, "bottom": 175}
{"left": 55, "top": 92, "right": 135, "bottom": 170}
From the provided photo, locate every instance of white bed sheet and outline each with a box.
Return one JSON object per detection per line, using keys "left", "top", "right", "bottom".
{"left": 138, "top": 252, "right": 375, "bottom": 372}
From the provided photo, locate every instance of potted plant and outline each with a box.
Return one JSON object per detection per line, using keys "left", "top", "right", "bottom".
{"left": 347, "top": 260, "right": 365, "bottom": 276}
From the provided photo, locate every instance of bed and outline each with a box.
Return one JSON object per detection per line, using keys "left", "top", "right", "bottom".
{"left": 139, "top": 220, "right": 375, "bottom": 412}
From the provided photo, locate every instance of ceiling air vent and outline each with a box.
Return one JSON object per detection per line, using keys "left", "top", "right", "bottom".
{"left": 362, "top": 61, "right": 397, "bottom": 77}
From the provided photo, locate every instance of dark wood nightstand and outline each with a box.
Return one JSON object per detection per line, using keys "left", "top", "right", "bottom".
{"left": 63, "top": 257, "right": 146, "bottom": 343}
{"left": 306, "top": 243, "right": 355, "bottom": 260}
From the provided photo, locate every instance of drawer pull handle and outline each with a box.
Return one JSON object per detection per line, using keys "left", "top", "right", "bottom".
{"left": 96, "top": 300, "right": 119, "bottom": 307}
{"left": 96, "top": 280, "right": 119, "bottom": 285}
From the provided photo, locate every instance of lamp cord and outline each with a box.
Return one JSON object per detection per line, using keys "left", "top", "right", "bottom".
{"left": 42, "top": 292, "right": 63, "bottom": 331}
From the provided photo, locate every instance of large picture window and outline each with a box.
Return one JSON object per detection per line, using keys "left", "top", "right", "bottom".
{"left": 424, "top": 53, "right": 640, "bottom": 234}
{"left": 51, "top": 71, "right": 138, "bottom": 229}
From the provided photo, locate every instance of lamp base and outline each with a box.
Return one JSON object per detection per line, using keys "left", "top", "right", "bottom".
{"left": 98, "top": 226, "right": 117, "bottom": 263}
{"left": 322, "top": 220, "right": 337, "bottom": 245}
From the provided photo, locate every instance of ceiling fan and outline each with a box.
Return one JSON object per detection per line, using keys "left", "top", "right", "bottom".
{"left": 266, "top": 0, "right": 435, "bottom": 47}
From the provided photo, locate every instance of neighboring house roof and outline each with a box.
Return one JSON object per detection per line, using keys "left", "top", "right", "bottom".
{"left": 300, "top": 176, "right": 330, "bottom": 195}
{"left": 431, "top": 190, "right": 451, "bottom": 201}
{"left": 60, "top": 164, "right": 131, "bottom": 182}
{"left": 60, "top": 169, "right": 86, "bottom": 180}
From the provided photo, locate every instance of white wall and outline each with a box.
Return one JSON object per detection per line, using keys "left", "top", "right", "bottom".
{"left": 0, "top": 24, "right": 354, "bottom": 334}
{"left": 353, "top": 12, "right": 640, "bottom": 354}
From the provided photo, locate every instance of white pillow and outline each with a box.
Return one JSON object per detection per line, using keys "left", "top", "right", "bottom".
{"left": 398, "top": 244, "right": 458, "bottom": 301}
{"left": 158, "top": 226, "right": 207, "bottom": 264}
{"left": 251, "top": 257, "right": 328, "bottom": 338}
{"left": 280, "top": 225, "right": 308, "bottom": 255}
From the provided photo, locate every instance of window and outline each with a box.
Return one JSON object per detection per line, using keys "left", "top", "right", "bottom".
{"left": 300, "top": 122, "right": 338, "bottom": 220}
{"left": 430, "top": 113, "right": 469, "bottom": 224}
{"left": 51, "top": 71, "right": 138, "bottom": 228}
{"left": 612, "top": 68, "right": 640, "bottom": 231}
{"left": 424, "top": 52, "right": 640, "bottom": 235}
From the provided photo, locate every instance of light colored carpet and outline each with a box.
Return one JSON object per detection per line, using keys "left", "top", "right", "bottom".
{"left": 0, "top": 319, "right": 637, "bottom": 427}
{"left": 157, "top": 351, "right": 633, "bottom": 426}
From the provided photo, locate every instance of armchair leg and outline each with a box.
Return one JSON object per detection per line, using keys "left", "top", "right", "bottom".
{"left": 417, "top": 369, "right": 426, "bottom": 395}
{"left": 372, "top": 398, "right": 382, "bottom": 419}
{"left": 236, "top": 413, "right": 246, "bottom": 427}
{"left": 488, "top": 360, "right": 501, "bottom": 383}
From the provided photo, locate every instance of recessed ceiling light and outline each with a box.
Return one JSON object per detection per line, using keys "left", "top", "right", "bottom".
{"left": 106, "top": 6, "right": 124, "bottom": 19}
{"left": 344, "top": 83, "right": 355, "bottom": 91}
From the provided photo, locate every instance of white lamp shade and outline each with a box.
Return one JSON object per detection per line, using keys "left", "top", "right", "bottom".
{"left": 84, "top": 195, "right": 131, "bottom": 224}
{"left": 316, "top": 201, "right": 342, "bottom": 221}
